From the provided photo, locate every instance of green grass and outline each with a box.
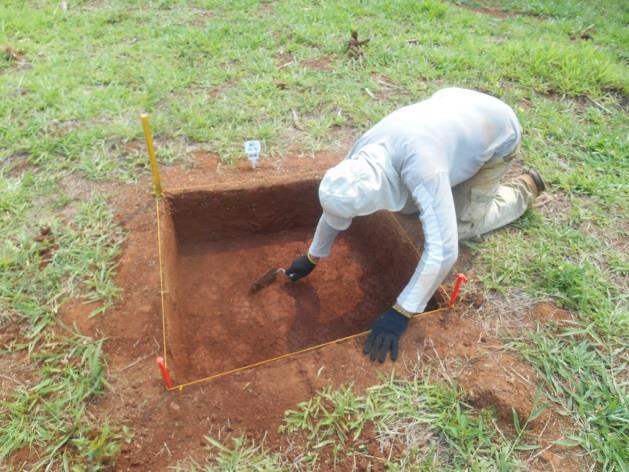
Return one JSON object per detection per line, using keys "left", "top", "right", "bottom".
{"left": 0, "top": 186, "right": 124, "bottom": 332}
{"left": 476, "top": 211, "right": 628, "bottom": 468}
{"left": 2, "top": 0, "right": 627, "bottom": 170}
{"left": 512, "top": 324, "right": 628, "bottom": 469}
{"left": 195, "top": 374, "right": 546, "bottom": 470}
{"left": 185, "top": 436, "right": 285, "bottom": 472}
{"left": 479, "top": 213, "right": 626, "bottom": 331}
{"left": 0, "top": 331, "right": 131, "bottom": 470}
{"left": 0, "top": 0, "right": 627, "bottom": 469}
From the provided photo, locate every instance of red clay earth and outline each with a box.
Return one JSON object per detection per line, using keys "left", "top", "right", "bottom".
{"left": 160, "top": 178, "right": 442, "bottom": 384}
{"left": 40, "top": 152, "right": 586, "bottom": 471}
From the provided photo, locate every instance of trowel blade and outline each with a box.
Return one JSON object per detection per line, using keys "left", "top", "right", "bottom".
{"left": 248, "top": 268, "right": 285, "bottom": 295}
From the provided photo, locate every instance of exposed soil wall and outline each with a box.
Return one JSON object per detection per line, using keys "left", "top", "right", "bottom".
{"left": 160, "top": 178, "right": 435, "bottom": 384}
{"left": 165, "top": 180, "right": 322, "bottom": 244}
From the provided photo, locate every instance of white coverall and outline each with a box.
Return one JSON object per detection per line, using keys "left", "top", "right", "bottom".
{"left": 308, "top": 88, "right": 534, "bottom": 314}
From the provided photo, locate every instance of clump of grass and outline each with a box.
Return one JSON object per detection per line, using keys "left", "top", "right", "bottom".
{"left": 476, "top": 210, "right": 627, "bottom": 468}
{"left": 197, "top": 373, "right": 548, "bottom": 470}
{"left": 278, "top": 374, "right": 539, "bottom": 469}
{"left": 499, "top": 40, "right": 628, "bottom": 97}
{"left": 193, "top": 436, "right": 284, "bottom": 472}
{"left": 280, "top": 384, "right": 371, "bottom": 465}
{"left": 0, "top": 332, "right": 131, "bottom": 470}
{"left": 510, "top": 323, "right": 628, "bottom": 470}
{"left": 1, "top": 188, "right": 124, "bottom": 331}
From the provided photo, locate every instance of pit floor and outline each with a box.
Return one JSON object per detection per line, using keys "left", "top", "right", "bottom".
{"left": 166, "top": 224, "right": 417, "bottom": 383}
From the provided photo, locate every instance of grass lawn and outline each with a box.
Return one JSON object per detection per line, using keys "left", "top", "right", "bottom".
{"left": 1, "top": 0, "right": 627, "bottom": 470}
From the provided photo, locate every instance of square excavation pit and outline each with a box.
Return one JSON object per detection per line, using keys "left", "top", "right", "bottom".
{"left": 160, "top": 178, "right": 443, "bottom": 384}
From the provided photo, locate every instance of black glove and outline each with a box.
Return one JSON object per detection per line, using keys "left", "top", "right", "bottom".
{"left": 285, "top": 254, "right": 317, "bottom": 281}
{"left": 363, "top": 307, "right": 410, "bottom": 362}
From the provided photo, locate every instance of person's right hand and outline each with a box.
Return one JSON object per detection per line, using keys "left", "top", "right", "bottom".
{"left": 363, "top": 307, "right": 410, "bottom": 362}
{"left": 285, "top": 254, "right": 317, "bottom": 281}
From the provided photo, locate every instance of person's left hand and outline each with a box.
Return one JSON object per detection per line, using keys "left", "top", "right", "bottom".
{"left": 363, "top": 307, "right": 410, "bottom": 362}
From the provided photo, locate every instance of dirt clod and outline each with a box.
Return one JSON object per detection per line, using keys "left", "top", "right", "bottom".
{"left": 462, "top": 291, "right": 485, "bottom": 308}
{"left": 460, "top": 352, "right": 541, "bottom": 427}
{"left": 3, "top": 46, "right": 24, "bottom": 63}
{"left": 530, "top": 302, "right": 572, "bottom": 324}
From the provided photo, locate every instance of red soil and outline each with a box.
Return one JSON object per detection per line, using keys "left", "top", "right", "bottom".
{"left": 53, "top": 152, "right": 584, "bottom": 470}
{"left": 160, "top": 178, "right": 436, "bottom": 384}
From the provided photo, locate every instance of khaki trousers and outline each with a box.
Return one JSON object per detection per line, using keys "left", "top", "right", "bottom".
{"left": 453, "top": 148, "right": 535, "bottom": 241}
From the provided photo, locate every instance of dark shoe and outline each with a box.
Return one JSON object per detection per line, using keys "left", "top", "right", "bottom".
{"left": 526, "top": 169, "right": 546, "bottom": 193}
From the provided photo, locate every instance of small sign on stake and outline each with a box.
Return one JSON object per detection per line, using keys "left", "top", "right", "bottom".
{"left": 244, "top": 140, "right": 261, "bottom": 169}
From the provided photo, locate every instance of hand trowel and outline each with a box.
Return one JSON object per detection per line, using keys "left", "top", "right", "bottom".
{"left": 248, "top": 268, "right": 287, "bottom": 295}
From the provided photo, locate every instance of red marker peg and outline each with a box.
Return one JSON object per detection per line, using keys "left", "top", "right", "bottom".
{"left": 156, "top": 356, "right": 173, "bottom": 388}
{"left": 449, "top": 273, "right": 468, "bottom": 306}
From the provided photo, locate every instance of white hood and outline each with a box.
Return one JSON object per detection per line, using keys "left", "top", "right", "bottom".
{"left": 319, "top": 144, "right": 409, "bottom": 230}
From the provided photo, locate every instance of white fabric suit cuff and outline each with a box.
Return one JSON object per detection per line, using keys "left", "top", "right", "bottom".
{"left": 308, "top": 216, "right": 342, "bottom": 258}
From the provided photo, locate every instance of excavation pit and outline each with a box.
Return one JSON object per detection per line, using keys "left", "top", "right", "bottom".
{"left": 160, "top": 178, "right": 441, "bottom": 384}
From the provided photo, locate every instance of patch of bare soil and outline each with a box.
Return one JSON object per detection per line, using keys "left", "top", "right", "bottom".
{"left": 301, "top": 57, "right": 334, "bottom": 71}
{"left": 2, "top": 46, "right": 29, "bottom": 72}
{"left": 455, "top": 2, "right": 544, "bottom": 20}
{"left": 51, "top": 151, "right": 585, "bottom": 470}
{"left": 206, "top": 79, "right": 236, "bottom": 98}
{"left": 274, "top": 51, "right": 295, "bottom": 69}
{"left": 258, "top": 3, "right": 274, "bottom": 15}
{"left": 0, "top": 320, "right": 33, "bottom": 403}
{"left": 2, "top": 151, "right": 34, "bottom": 176}
{"left": 529, "top": 301, "right": 573, "bottom": 325}
{"left": 458, "top": 350, "right": 581, "bottom": 471}
{"left": 274, "top": 50, "right": 334, "bottom": 71}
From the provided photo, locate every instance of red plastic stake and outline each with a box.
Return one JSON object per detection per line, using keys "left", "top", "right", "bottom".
{"left": 156, "top": 356, "right": 173, "bottom": 388}
{"left": 449, "top": 273, "right": 469, "bottom": 306}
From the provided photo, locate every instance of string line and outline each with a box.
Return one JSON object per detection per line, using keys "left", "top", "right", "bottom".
{"left": 167, "top": 307, "right": 450, "bottom": 391}
{"left": 156, "top": 199, "right": 168, "bottom": 365}
{"left": 155, "top": 175, "right": 450, "bottom": 391}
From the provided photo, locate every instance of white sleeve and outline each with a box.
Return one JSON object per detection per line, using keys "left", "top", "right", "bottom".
{"left": 308, "top": 216, "right": 342, "bottom": 258}
{"left": 396, "top": 172, "right": 458, "bottom": 313}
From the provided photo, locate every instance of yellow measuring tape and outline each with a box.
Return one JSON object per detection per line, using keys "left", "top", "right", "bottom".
{"left": 155, "top": 199, "right": 168, "bottom": 367}
{"left": 164, "top": 306, "right": 450, "bottom": 392}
